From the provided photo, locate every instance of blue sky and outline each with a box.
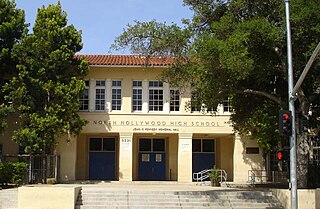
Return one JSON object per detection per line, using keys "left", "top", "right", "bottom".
{"left": 15, "top": 0, "right": 193, "bottom": 54}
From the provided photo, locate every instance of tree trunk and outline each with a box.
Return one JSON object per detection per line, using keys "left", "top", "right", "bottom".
{"left": 296, "top": 132, "right": 310, "bottom": 188}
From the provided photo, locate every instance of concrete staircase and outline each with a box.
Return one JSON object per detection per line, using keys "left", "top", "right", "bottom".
{"left": 75, "top": 188, "right": 284, "bottom": 209}
{"left": 0, "top": 188, "right": 18, "bottom": 209}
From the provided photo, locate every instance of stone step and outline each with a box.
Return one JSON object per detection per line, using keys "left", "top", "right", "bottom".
{"left": 76, "top": 206, "right": 283, "bottom": 209}
{"left": 76, "top": 188, "right": 284, "bottom": 209}
{"left": 75, "top": 206, "right": 230, "bottom": 209}
{"left": 77, "top": 201, "right": 228, "bottom": 206}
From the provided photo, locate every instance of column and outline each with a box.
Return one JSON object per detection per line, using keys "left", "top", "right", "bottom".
{"left": 89, "top": 79, "right": 95, "bottom": 112}
{"left": 163, "top": 82, "right": 170, "bottom": 113}
{"left": 178, "top": 133, "right": 193, "bottom": 182}
{"left": 233, "top": 133, "right": 264, "bottom": 183}
{"left": 142, "top": 80, "right": 148, "bottom": 113}
{"left": 56, "top": 135, "right": 77, "bottom": 182}
{"left": 119, "top": 132, "right": 133, "bottom": 181}
{"left": 106, "top": 79, "right": 112, "bottom": 112}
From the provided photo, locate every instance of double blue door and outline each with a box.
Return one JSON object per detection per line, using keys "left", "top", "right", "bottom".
{"left": 89, "top": 138, "right": 116, "bottom": 180}
{"left": 138, "top": 138, "right": 166, "bottom": 180}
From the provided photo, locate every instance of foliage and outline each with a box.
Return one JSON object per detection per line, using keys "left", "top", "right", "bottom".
{"left": 113, "top": 0, "right": 320, "bottom": 151}
{"left": 0, "top": 0, "right": 27, "bottom": 133}
{"left": 113, "top": 0, "right": 320, "bottom": 188}
{"left": 0, "top": 162, "right": 28, "bottom": 186}
{"left": 5, "top": 2, "right": 89, "bottom": 154}
{"left": 208, "top": 165, "right": 219, "bottom": 182}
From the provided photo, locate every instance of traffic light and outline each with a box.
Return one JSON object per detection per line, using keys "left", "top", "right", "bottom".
{"left": 276, "top": 150, "right": 284, "bottom": 161}
{"left": 279, "top": 110, "right": 292, "bottom": 136}
{"left": 276, "top": 149, "right": 288, "bottom": 161}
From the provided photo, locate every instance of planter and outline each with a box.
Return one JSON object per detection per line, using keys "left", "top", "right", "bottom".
{"left": 211, "top": 180, "right": 220, "bottom": 187}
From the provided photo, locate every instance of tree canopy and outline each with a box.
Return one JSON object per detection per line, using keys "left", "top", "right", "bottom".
{"left": 5, "top": 2, "right": 89, "bottom": 154}
{"left": 0, "top": 0, "right": 27, "bottom": 133}
{"left": 113, "top": 0, "right": 320, "bottom": 152}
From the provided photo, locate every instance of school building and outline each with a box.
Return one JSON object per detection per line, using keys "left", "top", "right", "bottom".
{"left": 0, "top": 55, "right": 264, "bottom": 183}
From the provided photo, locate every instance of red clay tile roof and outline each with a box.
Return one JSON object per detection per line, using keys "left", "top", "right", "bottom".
{"left": 76, "top": 55, "right": 173, "bottom": 66}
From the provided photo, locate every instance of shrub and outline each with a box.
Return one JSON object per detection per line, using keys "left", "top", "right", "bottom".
{"left": 0, "top": 162, "right": 28, "bottom": 186}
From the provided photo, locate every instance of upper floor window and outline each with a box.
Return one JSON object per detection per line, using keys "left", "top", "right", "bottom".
{"left": 132, "top": 81, "right": 142, "bottom": 111}
{"left": 149, "top": 81, "right": 163, "bottom": 111}
{"left": 191, "top": 92, "right": 203, "bottom": 112}
{"left": 170, "top": 89, "right": 180, "bottom": 111}
{"left": 79, "top": 80, "right": 89, "bottom": 111}
{"left": 312, "top": 137, "right": 320, "bottom": 166}
{"left": 95, "top": 80, "right": 105, "bottom": 111}
{"left": 112, "top": 80, "right": 122, "bottom": 111}
{"left": 223, "top": 98, "right": 231, "bottom": 112}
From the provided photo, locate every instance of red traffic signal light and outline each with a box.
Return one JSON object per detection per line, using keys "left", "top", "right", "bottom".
{"left": 277, "top": 150, "right": 283, "bottom": 161}
{"left": 279, "top": 110, "right": 292, "bottom": 136}
{"left": 276, "top": 149, "right": 288, "bottom": 161}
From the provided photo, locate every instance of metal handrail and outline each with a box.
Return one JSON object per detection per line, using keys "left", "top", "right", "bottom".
{"left": 193, "top": 169, "right": 227, "bottom": 183}
{"left": 248, "top": 169, "right": 288, "bottom": 185}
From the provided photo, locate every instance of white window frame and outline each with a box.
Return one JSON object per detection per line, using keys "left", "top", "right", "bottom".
{"left": 170, "top": 89, "right": 180, "bottom": 112}
{"left": 79, "top": 80, "right": 89, "bottom": 111}
{"left": 95, "top": 80, "right": 106, "bottom": 111}
{"left": 111, "top": 80, "right": 122, "bottom": 111}
{"left": 223, "top": 97, "right": 231, "bottom": 112}
{"left": 132, "top": 81, "right": 143, "bottom": 112}
{"left": 148, "top": 81, "right": 163, "bottom": 112}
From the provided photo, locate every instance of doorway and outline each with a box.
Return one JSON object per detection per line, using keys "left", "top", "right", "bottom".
{"left": 138, "top": 138, "right": 166, "bottom": 180}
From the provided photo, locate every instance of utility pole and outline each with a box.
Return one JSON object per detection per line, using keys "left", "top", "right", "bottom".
{"left": 284, "top": 1, "right": 297, "bottom": 209}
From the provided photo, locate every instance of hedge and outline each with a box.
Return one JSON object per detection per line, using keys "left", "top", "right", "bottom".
{"left": 0, "top": 162, "right": 28, "bottom": 186}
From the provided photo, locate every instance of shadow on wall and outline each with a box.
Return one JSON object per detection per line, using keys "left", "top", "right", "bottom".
{"left": 240, "top": 135, "right": 264, "bottom": 171}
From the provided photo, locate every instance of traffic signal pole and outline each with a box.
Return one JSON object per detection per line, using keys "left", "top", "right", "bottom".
{"left": 284, "top": 1, "right": 297, "bottom": 209}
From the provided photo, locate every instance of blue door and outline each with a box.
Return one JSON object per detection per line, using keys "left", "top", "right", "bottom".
{"left": 138, "top": 138, "right": 166, "bottom": 180}
{"left": 89, "top": 138, "right": 116, "bottom": 180}
{"left": 192, "top": 139, "right": 215, "bottom": 180}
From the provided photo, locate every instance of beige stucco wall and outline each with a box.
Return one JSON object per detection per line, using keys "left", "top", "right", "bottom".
{"left": 168, "top": 134, "right": 178, "bottom": 180}
{"left": 119, "top": 132, "right": 133, "bottom": 181}
{"left": 178, "top": 133, "right": 193, "bottom": 182}
{"left": 76, "top": 134, "right": 88, "bottom": 180}
{"left": 219, "top": 136, "right": 234, "bottom": 181}
{"left": 18, "top": 185, "right": 81, "bottom": 209}
{"left": 233, "top": 134, "right": 264, "bottom": 183}
{"left": 271, "top": 189, "right": 320, "bottom": 209}
{"left": 56, "top": 136, "right": 77, "bottom": 182}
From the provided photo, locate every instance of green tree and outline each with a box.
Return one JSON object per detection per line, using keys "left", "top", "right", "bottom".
{"left": 6, "top": 2, "right": 88, "bottom": 154}
{"left": 0, "top": 0, "right": 27, "bottom": 133}
{"left": 113, "top": 0, "right": 320, "bottom": 188}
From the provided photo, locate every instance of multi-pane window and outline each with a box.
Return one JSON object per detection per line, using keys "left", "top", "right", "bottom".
{"left": 170, "top": 89, "right": 180, "bottom": 111}
{"left": 132, "top": 81, "right": 142, "bottom": 111}
{"left": 112, "top": 81, "right": 122, "bottom": 111}
{"left": 95, "top": 80, "right": 105, "bottom": 111}
{"left": 312, "top": 137, "right": 320, "bottom": 166}
{"left": 223, "top": 97, "right": 231, "bottom": 112}
{"left": 149, "top": 81, "right": 163, "bottom": 111}
{"left": 89, "top": 138, "right": 115, "bottom": 152}
{"left": 192, "top": 139, "right": 215, "bottom": 153}
{"left": 191, "top": 92, "right": 202, "bottom": 112}
{"left": 79, "top": 80, "right": 89, "bottom": 111}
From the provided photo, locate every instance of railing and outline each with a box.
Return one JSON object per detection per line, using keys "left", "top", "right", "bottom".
{"left": 193, "top": 169, "right": 227, "bottom": 184}
{"left": 248, "top": 170, "right": 288, "bottom": 185}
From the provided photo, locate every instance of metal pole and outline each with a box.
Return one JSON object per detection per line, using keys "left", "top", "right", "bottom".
{"left": 292, "top": 42, "right": 320, "bottom": 96}
{"left": 285, "top": 1, "right": 297, "bottom": 209}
